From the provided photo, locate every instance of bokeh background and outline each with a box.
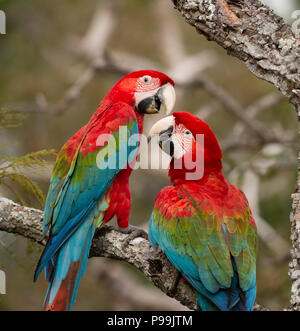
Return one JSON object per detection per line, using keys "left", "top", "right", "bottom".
{"left": 0, "top": 0, "right": 299, "bottom": 310}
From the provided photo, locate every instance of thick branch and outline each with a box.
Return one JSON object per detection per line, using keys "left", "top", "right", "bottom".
{"left": 0, "top": 197, "right": 197, "bottom": 310}
{"left": 171, "top": 0, "right": 300, "bottom": 116}
{"left": 0, "top": 197, "right": 268, "bottom": 310}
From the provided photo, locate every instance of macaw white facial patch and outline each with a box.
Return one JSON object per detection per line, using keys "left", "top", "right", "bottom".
{"left": 172, "top": 124, "right": 194, "bottom": 159}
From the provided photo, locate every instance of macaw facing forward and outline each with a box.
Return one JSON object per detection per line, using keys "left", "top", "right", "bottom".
{"left": 34, "top": 70, "right": 176, "bottom": 310}
{"left": 148, "top": 112, "right": 258, "bottom": 311}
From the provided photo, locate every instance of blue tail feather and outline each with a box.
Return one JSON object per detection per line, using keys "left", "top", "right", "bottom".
{"left": 44, "top": 219, "right": 96, "bottom": 310}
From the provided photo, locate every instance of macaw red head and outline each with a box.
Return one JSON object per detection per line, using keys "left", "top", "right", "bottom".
{"left": 148, "top": 111, "right": 223, "bottom": 183}
{"left": 105, "top": 70, "right": 176, "bottom": 115}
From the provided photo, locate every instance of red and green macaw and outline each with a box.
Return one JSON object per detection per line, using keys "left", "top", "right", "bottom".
{"left": 148, "top": 112, "right": 258, "bottom": 311}
{"left": 34, "top": 70, "right": 176, "bottom": 311}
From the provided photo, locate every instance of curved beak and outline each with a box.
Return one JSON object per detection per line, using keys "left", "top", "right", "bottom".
{"left": 148, "top": 116, "right": 175, "bottom": 156}
{"left": 136, "top": 83, "right": 176, "bottom": 115}
{"left": 148, "top": 116, "right": 174, "bottom": 138}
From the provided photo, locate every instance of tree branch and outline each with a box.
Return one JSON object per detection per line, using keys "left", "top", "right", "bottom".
{"left": 171, "top": 0, "right": 300, "bottom": 116}
{"left": 0, "top": 197, "right": 268, "bottom": 310}
{"left": 0, "top": 197, "right": 198, "bottom": 310}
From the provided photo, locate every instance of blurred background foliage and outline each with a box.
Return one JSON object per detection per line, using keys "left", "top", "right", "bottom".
{"left": 0, "top": 0, "right": 299, "bottom": 310}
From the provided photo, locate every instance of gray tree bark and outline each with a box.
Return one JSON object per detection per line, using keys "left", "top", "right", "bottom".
{"left": 171, "top": 0, "right": 300, "bottom": 116}
{"left": 0, "top": 197, "right": 198, "bottom": 310}
{"left": 289, "top": 152, "right": 300, "bottom": 311}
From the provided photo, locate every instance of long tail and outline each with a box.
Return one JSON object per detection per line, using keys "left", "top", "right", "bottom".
{"left": 43, "top": 219, "right": 96, "bottom": 311}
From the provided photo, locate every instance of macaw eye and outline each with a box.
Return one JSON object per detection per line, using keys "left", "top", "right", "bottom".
{"left": 184, "top": 130, "right": 192, "bottom": 135}
{"left": 141, "top": 75, "right": 152, "bottom": 84}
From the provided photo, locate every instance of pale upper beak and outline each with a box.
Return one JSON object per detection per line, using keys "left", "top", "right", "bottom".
{"left": 136, "top": 83, "right": 176, "bottom": 115}
{"left": 148, "top": 115, "right": 175, "bottom": 140}
{"left": 148, "top": 115, "right": 175, "bottom": 156}
{"left": 159, "top": 83, "right": 176, "bottom": 115}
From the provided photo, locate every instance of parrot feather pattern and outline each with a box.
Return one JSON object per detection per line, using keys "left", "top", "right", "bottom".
{"left": 148, "top": 112, "right": 258, "bottom": 311}
{"left": 34, "top": 71, "right": 175, "bottom": 310}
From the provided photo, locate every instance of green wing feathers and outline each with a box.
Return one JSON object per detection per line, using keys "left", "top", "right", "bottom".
{"left": 151, "top": 184, "right": 257, "bottom": 294}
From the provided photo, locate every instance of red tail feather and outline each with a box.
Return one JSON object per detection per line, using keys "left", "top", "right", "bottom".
{"left": 44, "top": 262, "right": 80, "bottom": 311}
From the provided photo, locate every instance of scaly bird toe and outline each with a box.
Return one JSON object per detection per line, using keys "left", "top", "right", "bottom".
{"left": 119, "top": 225, "right": 148, "bottom": 249}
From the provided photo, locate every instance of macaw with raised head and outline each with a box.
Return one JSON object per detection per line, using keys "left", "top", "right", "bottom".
{"left": 34, "top": 70, "right": 176, "bottom": 311}
{"left": 148, "top": 112, "right": 258, "bottom": 311}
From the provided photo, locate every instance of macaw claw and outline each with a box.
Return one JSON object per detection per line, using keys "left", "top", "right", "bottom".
{"left": 119, "top": 225, "right": 148, "bottom": 249}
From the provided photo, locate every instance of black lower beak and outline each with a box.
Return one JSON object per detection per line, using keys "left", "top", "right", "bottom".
{"left": 159, "top": 125, "right": 174, "bottom": 156}
{"left": 137, "top": 88, "right": 163, "bottom": 114}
